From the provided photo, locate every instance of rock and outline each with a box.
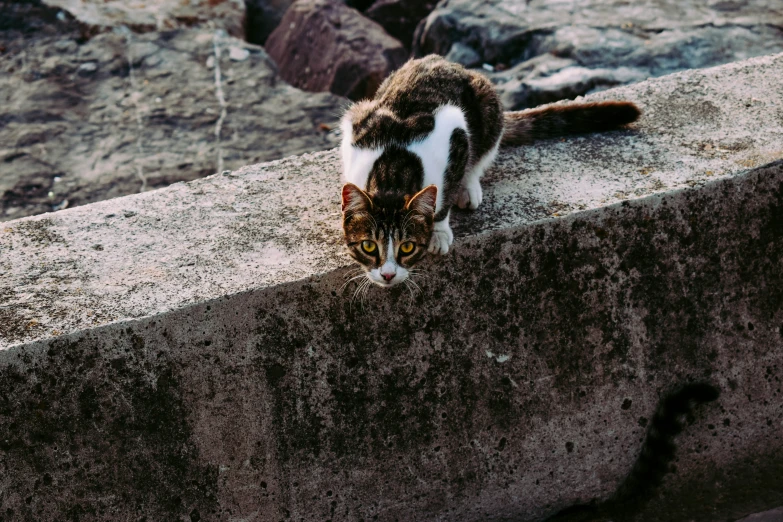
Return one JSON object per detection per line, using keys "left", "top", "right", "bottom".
{"left": 0, "top": 0, "right": 82, "bottom": 39}
{"left": 444, "top": 41, "right": 481, "bottom": 68}
{"left": 77, "top": 61, "right": 98, "bottom": 75}
{"left": 488, "top": 53, "right": 648, "bottom": 110}
{"left": 364, "top": 0, "right": 437, "bottom": 50}
{"left": 245, "top": 0, "right": 295, "bottom": 44}
{"left": 245, "top": 0, "right": 396, "bottom": 45}
{"left": 0, "top": 28, "right": 345, "bottom": 221}
{"left": 53, "top": 39, "right": 78, "bottom": 53}
{"left": 415, "top": 0, "right": 783, "bottom": 109}
{"left": 41, "top": 0, "right": 246, "bottom": 37}
{"left": 265, "top": 0, "right": 408, "bottom": 101}
{"left": 228, "top": 46, "right": 250, "bottom": 61}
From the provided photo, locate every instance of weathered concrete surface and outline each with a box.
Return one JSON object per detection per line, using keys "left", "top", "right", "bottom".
{"left": 1, "top": 55, "right": 782, "bottom": 520}
{"left": 2, "top": 53, "right": 782, "bottom": 347}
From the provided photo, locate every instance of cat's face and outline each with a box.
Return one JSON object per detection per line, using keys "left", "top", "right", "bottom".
{"left": 341, "top": 183, "right": 436, "bottom": 287}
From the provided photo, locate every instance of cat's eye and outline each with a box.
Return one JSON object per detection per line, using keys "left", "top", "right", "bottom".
{"left": 361, "top": 240, "right": 377, "bottom": 254}
{"left": 400, "top": 241, "right": 415, "bottom": 255}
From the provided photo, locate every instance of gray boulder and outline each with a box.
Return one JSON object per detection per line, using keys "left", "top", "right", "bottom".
{"left": 0, "top": 28, "right": 344, "bottom": 221}
{"left": 487, "top": 53, "right": 648, "bottom": 110}
{"left": 415, "top": 0, "right": 783, "bottom": 109}
{"left": 444, "top": 41, "right": 481, "bottom": 68}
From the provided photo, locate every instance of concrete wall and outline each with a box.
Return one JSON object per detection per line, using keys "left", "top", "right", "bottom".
{"left": 1, "top": 54, "right": 783, "bottom": 521}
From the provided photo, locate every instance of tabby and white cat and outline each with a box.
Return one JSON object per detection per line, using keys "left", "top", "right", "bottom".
{"left": 340, "top": 55, "right": 640, "bottom": 287}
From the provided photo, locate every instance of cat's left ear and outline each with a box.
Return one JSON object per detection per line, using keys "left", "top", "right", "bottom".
{"left": 342, "top": 183, "right": 373, "bottom": 214}
{"left": 405, "top": 185, "right": 437, "bottom": 217}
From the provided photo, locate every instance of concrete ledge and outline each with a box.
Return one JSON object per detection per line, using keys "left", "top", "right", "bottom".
{"left": 1, "top": 55, "right": 783, "bottom": 520}
{"left": 2, "top": 53, "right": 783, "bottom": 349}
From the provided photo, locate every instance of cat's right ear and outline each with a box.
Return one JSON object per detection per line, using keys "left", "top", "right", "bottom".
{"left": 405, "top": 185, "right": 438, "bottom": 217}
{"left": 341, "top": 183, "right": 373, "bottom": 214}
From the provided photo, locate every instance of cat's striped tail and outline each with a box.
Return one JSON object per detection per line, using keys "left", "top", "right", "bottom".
{"left": 501, "top": 101, "right": 641, "bottom": 147}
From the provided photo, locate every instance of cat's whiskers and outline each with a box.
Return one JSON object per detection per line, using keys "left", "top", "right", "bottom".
{"left": 342, "top": 266, "right": 364, "bottom": 277}
{"left": 351, "top": 277, "right": 373, "bottom": 311}
{"left": 406, "top": 277, "right": 423, "bottom": 294}
{"left": 350, "top": 279, "right": 365, "bottom": 309}
{"left": 407, "top": 269, "right": 430, "bottom": 285}
{"left": 359, "top": 279, "right": 372, "bottom": 309}
{"left": 339, "top": 272, "right": 368, "bottom": 293}
{"left": 402, "top": 280, "right": 417, "bottom": 309}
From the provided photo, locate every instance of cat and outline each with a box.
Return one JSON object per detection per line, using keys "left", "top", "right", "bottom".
{"left": 542, "top": 382, "right": 721, "bottom": 522}
{"left": 340, "top": 55, "right": 641, "bottom": 287}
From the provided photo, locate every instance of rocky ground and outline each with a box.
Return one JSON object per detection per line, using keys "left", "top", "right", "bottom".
{"left": 1, "top": 0, "right": 343, "bottom": 221}
{"left": 415, "top": 0, "right": 783, "bottom": 109}
{"left": 3, "top": 0, "right": 783, "bottom": 221}
{"left": 42, "top": 0, "right": 247, "bottom": 37}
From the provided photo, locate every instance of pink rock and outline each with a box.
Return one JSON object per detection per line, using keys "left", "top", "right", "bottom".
{"left": 265, "top": 0, "right": 408, "bottom": 101}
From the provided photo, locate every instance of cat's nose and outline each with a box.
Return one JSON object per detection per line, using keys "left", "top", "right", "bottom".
{"left": 381, "top": 272, "right": 395, "bottom": 282}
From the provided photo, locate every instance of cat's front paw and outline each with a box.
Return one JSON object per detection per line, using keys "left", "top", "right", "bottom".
{"left": 428, "top": 221, "right": 454, "bottom": 255}
{"left": 456, "top": 179, "right": 482, "bottom": 210}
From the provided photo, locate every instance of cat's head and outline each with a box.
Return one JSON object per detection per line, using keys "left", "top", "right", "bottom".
{"left": 341, "top": 182, "right": 437, "bottom": 287}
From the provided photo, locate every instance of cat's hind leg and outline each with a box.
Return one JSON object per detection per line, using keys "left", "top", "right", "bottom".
{"left": 457, "top": 141, "right": 500, "bottom": 210}
{"left": 456, "top": 175, "right": 482, "bottom": 210}
{"left": 428, "top": 211, "right": 454, "bottom": 255}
